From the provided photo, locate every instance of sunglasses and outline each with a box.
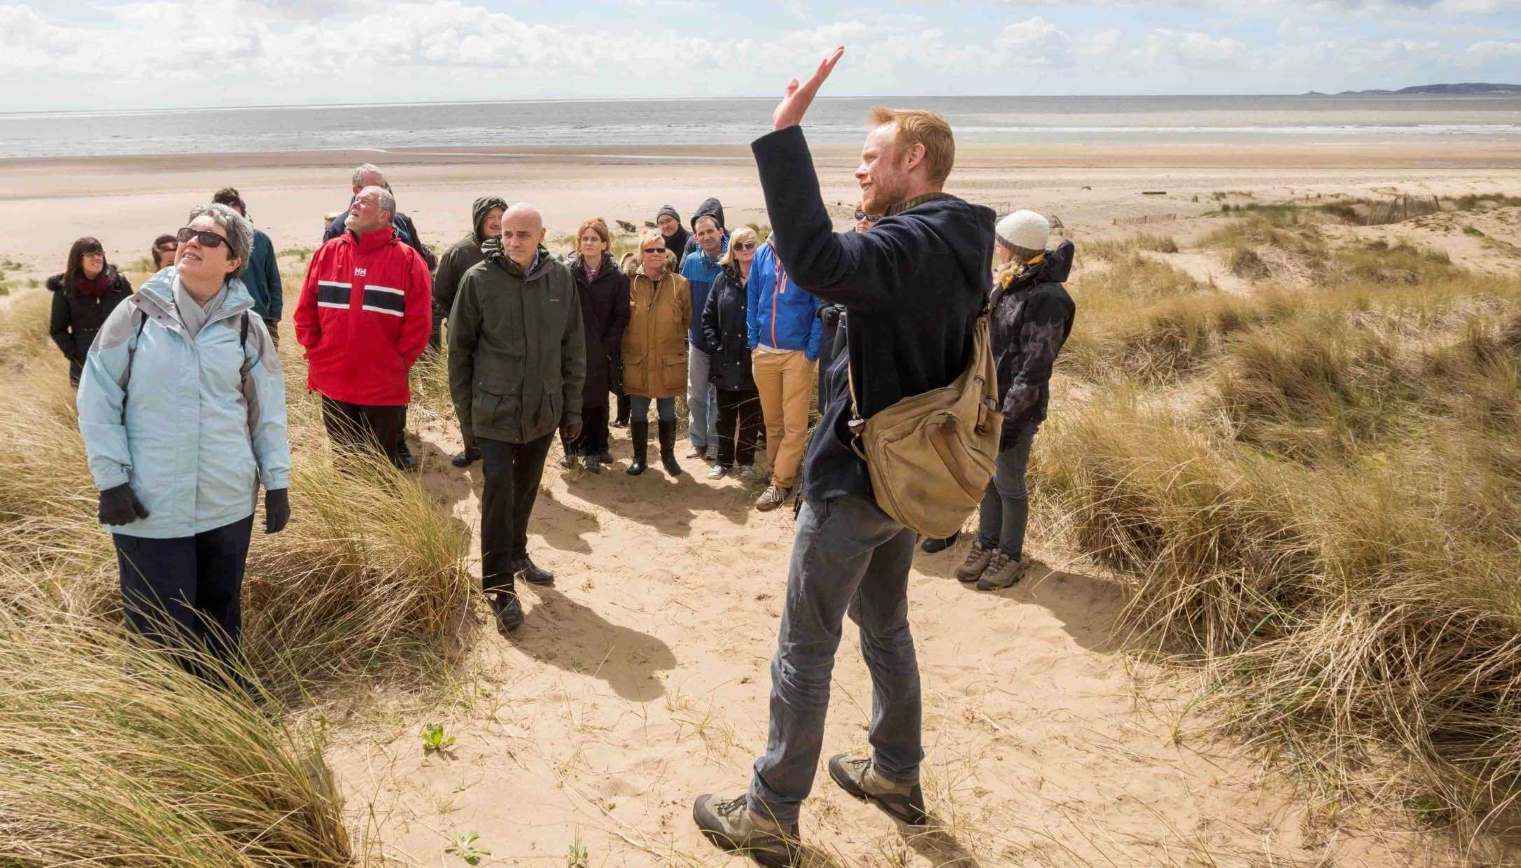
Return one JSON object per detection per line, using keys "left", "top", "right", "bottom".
{"left": 854, "top": 210, "right": 882, "bottom": 223}
{"left": 734, "top": 241, "right": 757, "bottom": 251}
{"left": 642, "top": 247, "right": 666, "bottom": 254}
{"left": 176, "top": 227, "right": 230, "bottom": 249}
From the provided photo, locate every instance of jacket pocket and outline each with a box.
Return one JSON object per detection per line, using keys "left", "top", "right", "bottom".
{"left": 474, "top": 388, "right": 516, "bottom": 433}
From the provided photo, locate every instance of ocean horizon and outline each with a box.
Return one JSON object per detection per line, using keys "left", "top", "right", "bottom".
{"left": 4, "top": 94, "right": 1519, "bottom": 159}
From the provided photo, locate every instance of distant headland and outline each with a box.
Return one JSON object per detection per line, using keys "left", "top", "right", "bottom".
{"left": 1307, "top": 82, "right": 1521, "bottom": 96}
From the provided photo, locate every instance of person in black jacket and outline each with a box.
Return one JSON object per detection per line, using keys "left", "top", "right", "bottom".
{"left": 48, "top": 237, "right": 133, "bottom": 387}
{"left": 694, "top": 48, "right": 996, "bottom": 864}
{"left": 562, "top": 218, "right": 630, "bottom": 474}
{"left": 699, "top": 226, "right": 762, "bottom": 480}
{"left": 955, "top": 211, "right": 1075, "bottom": 591}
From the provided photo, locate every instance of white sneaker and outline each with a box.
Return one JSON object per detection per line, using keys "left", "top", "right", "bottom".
{"left": 755, "top": 484, "right": 790, "bottom": 512}
{"left": 707, "top": 465, "right": 729, "bottom": 480}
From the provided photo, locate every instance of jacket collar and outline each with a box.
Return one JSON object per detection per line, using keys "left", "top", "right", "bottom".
{"left": 489, "top": 245, "right": 555, "bottom": 281}
{"left": 348, "top": 225, "right": 397, "bottom": 252}
{"left": 137, "top": 268, "right": 254, "bottom": 330}
{"left": 885, "top": 191, "right": 955, "bottom": 217}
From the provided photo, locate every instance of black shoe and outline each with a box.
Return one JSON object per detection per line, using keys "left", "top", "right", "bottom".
{"left": 451, "top": 446, "right": 481, "bottom": 468}
{"left": 395, "top": 438, "right": 417, "bottom": 472}
{"left": 627, "top": 420, "right": 649, "bottom": 476}
{"left": 920, "top": 531, "right": 960, "bottom": 554}
{"left": 827, "top": 753, "right": 929, "bottom": 826}
{"left": 513, "top": 557, "right": 554, "bottom": 586}
{"left": 489, "top": 591, "right": 523, "bottom": 632}
{"left": 658, "top": 419, "right": 682, "bottom": 476}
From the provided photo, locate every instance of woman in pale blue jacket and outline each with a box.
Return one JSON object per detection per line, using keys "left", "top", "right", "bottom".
{"left": 77, "top": 203, "right": 291, "bottom": 674}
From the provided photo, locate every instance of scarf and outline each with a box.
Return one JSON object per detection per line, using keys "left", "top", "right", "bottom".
{"left": 75, "top": 270, "right": 113, "bottom": 298}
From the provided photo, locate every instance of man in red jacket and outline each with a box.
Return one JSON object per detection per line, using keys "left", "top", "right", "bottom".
{"left": 294, "top": 186, "right": 432, "bottom": 466}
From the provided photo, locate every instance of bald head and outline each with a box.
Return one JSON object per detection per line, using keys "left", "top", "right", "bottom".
{"left": 501, "top": 202, "right": 546, "bottom": 269}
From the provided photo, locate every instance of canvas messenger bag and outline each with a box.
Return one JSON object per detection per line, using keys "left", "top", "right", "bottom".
{"left": 846, "top": 310, "right": 1003, "bottom": 538}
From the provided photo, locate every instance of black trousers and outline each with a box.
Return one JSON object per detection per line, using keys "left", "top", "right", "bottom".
{"left": 321, "top": 395, "right": 405, "bottom": 466}
{"left": 114, "top": 515, "right": 255, "bottom": 673}
{"left": 561, "top": 405, "right": 611, "bottom": 456}
{"left": 716, "top": 387, "right": 762, "bottom": 468}
{"left": 478, "top": 433, "right": 554, "bottom": 595}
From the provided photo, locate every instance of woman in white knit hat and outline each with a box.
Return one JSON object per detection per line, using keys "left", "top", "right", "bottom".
{"left": 951, "top": 209, "right": 1077, "bottom": 590}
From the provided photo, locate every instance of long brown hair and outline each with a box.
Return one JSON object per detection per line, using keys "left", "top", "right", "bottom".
{"left": 64, "top": 237, "right": 107, "bottom": 291}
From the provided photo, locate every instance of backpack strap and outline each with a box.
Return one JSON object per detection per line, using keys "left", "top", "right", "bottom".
{"left": 119, "top": 308, "right": 149, "bottom": 426}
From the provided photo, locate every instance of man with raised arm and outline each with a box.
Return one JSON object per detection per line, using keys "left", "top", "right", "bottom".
{"left": 692, "top": 48, "right": 997, "bottom": 865}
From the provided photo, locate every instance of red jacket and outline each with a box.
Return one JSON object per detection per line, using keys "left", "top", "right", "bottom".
{"left": 294, "top": 227, "right": 433, "bottom": 406}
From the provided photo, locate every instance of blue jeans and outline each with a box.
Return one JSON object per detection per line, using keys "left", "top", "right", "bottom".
{"left": 749, "top": 494, "right": 922, "bottom": 827}
{"left": 628, "top": 395, "right": 676, "bottom": 422}
{"left": 977, "top": 423, "right": 1038, "bottom": 558}
{"left": 687, "top": 346, "right": 719, "bottom": 451}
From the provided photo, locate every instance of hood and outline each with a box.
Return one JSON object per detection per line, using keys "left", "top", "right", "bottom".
{"left": 690, "top": 197, "right": 725, "bottom": 232}
{"left": 46, "top": 273, "right": 65, "bottom": 293}
{"left": 472, "top": 196, "right": 508, "bottom": 243}
{"left": 624, "top": 247, "right": 678, "bottom": 279}
{"left": 485, "top": 243, "right": 558, "bottom": 280}
{"left": 996, "top": 238, "right": 1075, "bottom": 292}
{"left": 136, "top": 267, "right": 254, "bottom": 324}
{"left": 48, "top": 266, "right": 121, "bottom": 294}
{"left": 883, "top": 195, "right": 997, "bottom": 294}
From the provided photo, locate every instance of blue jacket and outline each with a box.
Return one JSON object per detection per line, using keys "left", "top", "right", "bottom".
{"left": 241, "top": 228, "right": 282, "bottom": 321}
{"left": 77, "top": 268, "right": 291, "bottom": 539}
{"left": 679, "top": 234, "right": 727, "bottom": 347}
{"left": 747, "top": 239, "right": 823, "bottom": 360}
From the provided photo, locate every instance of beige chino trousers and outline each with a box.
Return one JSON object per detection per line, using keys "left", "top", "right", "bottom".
{"left": 751, "top": 348, "right": 815, "bottom": 489}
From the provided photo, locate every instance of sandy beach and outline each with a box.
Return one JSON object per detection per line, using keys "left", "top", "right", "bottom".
{"left": 6, "top": 141, "right": 1520, "bottom": 865}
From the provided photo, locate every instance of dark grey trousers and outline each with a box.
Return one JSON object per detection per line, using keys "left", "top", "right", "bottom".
{"left": 749, "top": 493, "right": 922, "bottom": 826}
{"left": 977, "top": 422, "right": 1038, "bottom": 559}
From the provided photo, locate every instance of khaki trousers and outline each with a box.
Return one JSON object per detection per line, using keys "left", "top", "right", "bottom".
{"left": 752, "top": 348, "right": 815, "bottom": 489}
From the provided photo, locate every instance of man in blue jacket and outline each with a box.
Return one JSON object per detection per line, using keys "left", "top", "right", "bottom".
{"left": 678, "top": 199, "right": 727, "bottom": 461}
{"left": 212, "top": 187, "right": 282, "bottom": 347}
{"left": 694, "top": 48, "right": 996, "bottom": 864}
{"left": 747, "top": 235, "right": 822, "bottom": 511}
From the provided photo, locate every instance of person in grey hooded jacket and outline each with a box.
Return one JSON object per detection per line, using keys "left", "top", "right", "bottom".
{"left": 77, "top": 203, "right": 292, "bottom": 679}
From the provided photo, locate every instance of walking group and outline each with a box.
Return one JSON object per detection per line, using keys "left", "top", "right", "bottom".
{"left": 53, "top": 47, "right": 1076, "bottom": 866}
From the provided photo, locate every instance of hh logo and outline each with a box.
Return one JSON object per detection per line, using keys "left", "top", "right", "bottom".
{"left": 354, "top": 267, "right": 368, "bottom": 277}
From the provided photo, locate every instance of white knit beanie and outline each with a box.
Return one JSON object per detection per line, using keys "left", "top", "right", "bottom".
{"left": 996, "top": 210, "right": 1050, "bottom": 253}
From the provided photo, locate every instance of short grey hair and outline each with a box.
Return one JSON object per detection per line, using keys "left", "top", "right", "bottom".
{"left": 358, "top": 184, "right": 396, "bottom": 218}
{"left": 186, "top": 202, "right": 253, "bottom": 279}
{"left": 351, "top": 162, "right": 386, "bottom": 189}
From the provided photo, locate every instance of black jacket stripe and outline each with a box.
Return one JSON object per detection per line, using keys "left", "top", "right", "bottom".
{"left": 362, "top": 287, "right": 406, "bottom": 315}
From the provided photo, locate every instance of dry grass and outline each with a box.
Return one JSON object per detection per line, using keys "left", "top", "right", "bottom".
{"left": 0, "top": 567, "right": 353, "bottom": 866}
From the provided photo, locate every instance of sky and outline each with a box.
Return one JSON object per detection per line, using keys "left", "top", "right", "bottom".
{"left": 1, "top": 0, "right": 1519, "bottom": 111}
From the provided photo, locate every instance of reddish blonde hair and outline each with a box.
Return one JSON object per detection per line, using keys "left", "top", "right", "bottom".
{"left": 577, "top": 217, "right": 610, "bottom": 248}
{"left": 869, "top": 106, "right": 955, "bottom": 186}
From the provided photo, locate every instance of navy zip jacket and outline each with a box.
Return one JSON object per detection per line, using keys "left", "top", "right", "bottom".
{"left": 750, "top": 125, "right": 996, "bottom": 503}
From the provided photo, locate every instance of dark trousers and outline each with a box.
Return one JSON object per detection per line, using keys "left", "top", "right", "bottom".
{"left": 977, "top": 423, "right": 1038, "bottom": 559}
{"left": 114, "top": 515, "right": 255, "bottom": 673}
{"left": 749, "top": 494, "right": 921, "bottom": 827}
{"left": 321, "top": 395, "right": 405, "bottom": 466}
{"left": 561, "top": 405, "right": 610, "bottom": 457}
{"left": 478, "top": 433, "right": 554, "bottom": 595}
{"left": 715, "top": 387, "right": 762, "bottom": 468}
{"left": 615, "top": 392, "right": 631, "bottom": 425}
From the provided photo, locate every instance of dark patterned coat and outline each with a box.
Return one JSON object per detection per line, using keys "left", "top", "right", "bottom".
{"left": 990, "top": 239, "right": 1076, "bottom": 444}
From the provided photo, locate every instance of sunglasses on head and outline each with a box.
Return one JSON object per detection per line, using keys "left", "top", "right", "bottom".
{"left": 734, "top": 241, "right": 757, "bottom": 251}
{"left": 854, "top": 210, "right": 882, "bottom": 223}
{"left": 176, "top": 227, "right": 229, "bottom": 248}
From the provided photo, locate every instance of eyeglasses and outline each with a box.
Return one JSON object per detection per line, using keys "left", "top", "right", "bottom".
{"left": 854, "top": 210, "right": 882, "bottom": 223}
{"left": 734, "top": 241, "right": 757, "bottom": 251}
{"left": 176, "top": 227, "right": 229, "bottom": 249}
{"left": 641, "top": 247, "right": 665, "bottom": 254}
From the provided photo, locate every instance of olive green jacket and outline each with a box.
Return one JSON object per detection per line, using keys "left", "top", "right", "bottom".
{"left": 448, "top": 247, "right": 586, "bottom": 444}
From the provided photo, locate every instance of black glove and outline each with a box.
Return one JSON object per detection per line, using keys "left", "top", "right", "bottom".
{"left": 98, "top": 483, "right": 149, "bottom": 526}
{"left": 264, "top": 488, "right": 290, "bottom": 534}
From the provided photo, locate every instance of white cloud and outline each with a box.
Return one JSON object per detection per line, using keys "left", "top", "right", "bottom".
{"left": 996, "top": 16, "right": 1073, "bottom": 66}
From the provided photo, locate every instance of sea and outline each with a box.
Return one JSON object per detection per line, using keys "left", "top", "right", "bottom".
{"left": 2, "top": 94, "right": 1519, "bottom": 159}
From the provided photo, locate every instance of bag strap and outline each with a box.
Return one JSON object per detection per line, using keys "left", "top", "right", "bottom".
{"left": 119, "top": 308, "right": 149, "bottom": 426}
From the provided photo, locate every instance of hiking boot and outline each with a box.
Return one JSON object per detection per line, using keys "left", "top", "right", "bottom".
{"left": 920, "top": 531, "right": 960, "bottom": 554}
{"left": 489, "top": 591, "right": 523, "bottom": 632}
{"left": 755, "top": 484, "right": 790, "bottom": 512}
{"left": 512, "top": 557, "right": 554, "bottom": 586}
{"left": 450, "top": 446, "right": 481, "bottom": 468}
{"left": 394, "top": 438, "right": 418, "bottom": 472}
{"left": 559, "top": 452, "right": 579, "bottom": 470}
{"left": 583, "top": 455, "right": 602, "bottom": 474}
{"left": 627, "top": 420, "right": 648, "bottom": 476}
{"left": 658, "top": 420, "right": 682, "bottom": 476}
{"left": 595, "top": 451, "right": 614, "bottom": 464}
{"left": 692, "top": 793, "right": 800, "bottom": 868}
{"left": 827, "top": 754, "right": 929, "bottom": 827}
{"left": 708, "top": 464, "right": 729, "bottom": 480}
{"left": 954, "top": 541, "right": 995, "bottom": 583}
{"left": 977, "top": 552, "right": 1029, "bottom": 591}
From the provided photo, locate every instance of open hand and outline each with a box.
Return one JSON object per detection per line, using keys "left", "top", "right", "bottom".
{"left": 772, "top": 46, "right": 845, "bottom": 131}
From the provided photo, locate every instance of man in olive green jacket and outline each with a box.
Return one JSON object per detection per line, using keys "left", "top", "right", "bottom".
{"left": 449, "top": 203, "right": 586, "bottom": 632}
